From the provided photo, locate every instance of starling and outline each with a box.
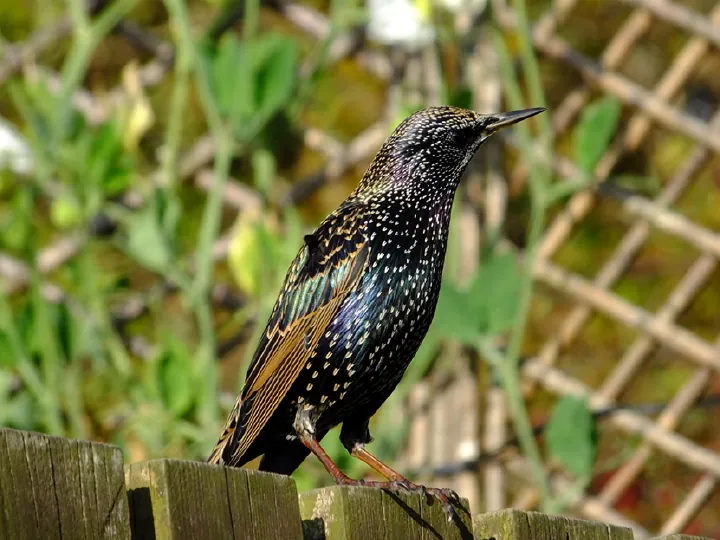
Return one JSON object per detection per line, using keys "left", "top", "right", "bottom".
{"left": 209, "top": 106, "right": 545, "bottom": 513}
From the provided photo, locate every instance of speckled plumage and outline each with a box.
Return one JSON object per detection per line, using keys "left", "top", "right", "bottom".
{"left": 209, "top": 106, "right": 544, "bottom": 504}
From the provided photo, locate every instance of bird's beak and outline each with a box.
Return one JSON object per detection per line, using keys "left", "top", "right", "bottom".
{"left": 485, "top": 107, "right": 546, "bottom": 133}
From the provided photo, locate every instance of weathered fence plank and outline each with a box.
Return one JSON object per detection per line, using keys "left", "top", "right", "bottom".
{"left": 299, "top": 485, "right": 473, "bottom": 540}
{"left": 472, "top": 508, "right": 635, "bottom": 539}
{"left": 651, "top": 535, "right": 715, "bottom": 539}
{"left": 0, "top": 427, "right": 130, "bottom": 540}
{"left": 125, "top": 459, "right": 302, "bottom": 540}
{"left": 8, "top": 427, "right": 716, "bottom": 539}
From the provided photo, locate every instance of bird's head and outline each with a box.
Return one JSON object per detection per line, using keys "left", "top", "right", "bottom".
{"left": 355, "top": 106, "right": 545, "bottom": 199}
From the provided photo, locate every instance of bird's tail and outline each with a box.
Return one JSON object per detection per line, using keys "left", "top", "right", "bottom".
{"left": 207, "top": 399, "right": 242, "bottom": 465}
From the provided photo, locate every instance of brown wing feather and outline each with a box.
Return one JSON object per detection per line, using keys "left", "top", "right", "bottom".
{"left": 208, "top": 219, "right": 369, "bottom": 466}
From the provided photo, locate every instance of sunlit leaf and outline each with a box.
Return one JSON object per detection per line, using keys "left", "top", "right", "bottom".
{"left": 228, "top": 211, "right": 265, "bottom": 297}
{"left": 120, "top": 61, "right": 155, "bottom": 151}
{"left": 545, "top": 395, "right": 597, "bottom": 481}
{"left": 574, "top": 96, "right": 621, "bottom": 173}
{"left": 50, "top": 195, "right": 82, "bottom": 230}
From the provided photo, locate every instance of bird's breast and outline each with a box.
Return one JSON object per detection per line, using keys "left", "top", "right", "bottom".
{"left": 286, "top": 209, "right": 451, "bottom": 423}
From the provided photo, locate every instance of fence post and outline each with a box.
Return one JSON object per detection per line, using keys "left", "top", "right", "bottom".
{"left": 472, "top": 509, "right": 635, "bottom": 539}
{"left": 0, "top": 427, "right": 130, "bottom": 540}
{"left": 299, "top": 485, "right": 473, "bottom": 539}
{"left": 125, "top": 459, "right": 302, "bottom": 539}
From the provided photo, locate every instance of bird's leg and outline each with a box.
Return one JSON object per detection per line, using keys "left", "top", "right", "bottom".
{"left": 348, "top": 443, "right": 460, "bottom": 516}
{"left": 297, "top": 431, "right": 359, "bottom": 485}
{"left": 340, "top": 419, "right": 460, "bottom": 518}
{"left": 294, "top": 409, "right": 459, "bottom": 518}
{"left": 294, "top": 405, "right": 357, "bottom": 485}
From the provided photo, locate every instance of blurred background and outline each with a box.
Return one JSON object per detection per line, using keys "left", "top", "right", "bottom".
{"left": 1, "top": 0, "right": 719, "bottom": 537}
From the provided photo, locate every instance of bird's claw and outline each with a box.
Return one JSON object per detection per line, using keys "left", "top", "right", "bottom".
{"left": 422, "top": 487, "right": 460, "bottom": 521}
{"left": 336, "top": 477, "right": 460, "bottom": 521}
{"left": 382, "top": 481, "right": 460, "bottom": 521}
{"left": 385, "top": 479, "right": 411, "bottom": 493}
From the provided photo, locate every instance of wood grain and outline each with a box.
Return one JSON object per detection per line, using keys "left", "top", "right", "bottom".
{"left": 472, "top": 508, "right": 636, "bottom": 540}
{"left": 125, "top": 459, "right": 302, "bottom": 540}
{"left": 0, "top": 427, "right": 129, "bottom": 540}
{"left": 299, "top": 485, "right": 473, "bottom": 540}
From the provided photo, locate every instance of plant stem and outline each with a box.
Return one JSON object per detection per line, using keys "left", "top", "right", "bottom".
{"left": 243, "top": 0, "right": 260, "bottom": 42}
{"left": 510, "top": 0, "right": 551, "bottom": 144}
{"left": 192, "top": 137, "right": 233, "bottom": 426}
{"left": 490, "top": 3, "right": 556, "bottom": 510}
{"left": 163, "top": 0, "right": 235, "bottom": 427}
{"left": 161, "top": 25, "right": 190, "bottom": 191}
{"left": 477, "top": 338, "right": 554, "bottom": 510}
{"left": 77, "top": 245, "right": 132, "bottom": 375}
{"left": 0, "top": 285, "right": 61, "bottom": 433}
{"left": 30, "top": 271, "right": 64, "bottom": 433}
{"left": 58, "top": 0, "right": 138, "bottom": 142}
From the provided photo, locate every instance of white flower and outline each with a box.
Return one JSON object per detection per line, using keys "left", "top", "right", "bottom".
{"left": 0, "top": 117, "right": 32, "bottom": 175}
{"left": 367, "top": 0, "right": 435, "bottom": 50}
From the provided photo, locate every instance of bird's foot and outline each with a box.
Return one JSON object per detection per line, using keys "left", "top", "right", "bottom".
{"left": 338, "top": 477, "right": 460, "bottom": 521}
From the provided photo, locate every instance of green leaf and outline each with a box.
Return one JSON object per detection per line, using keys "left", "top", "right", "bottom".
{"left": 0, "top": 330, "right": 14, "bottom": 368}
{"left": 50, "top": 195, "right": 82, "bottom": 230}
{"left": 212, "top": 34, "right": 253, "bottom": 124}
{"left": 56, "top": 301, "right": 76, "bottom": 362}
{"left": 228, "top": 214, "right": 266, "bottom": 297}
{"left": 0, "top": 188, "right": 33, "bottom": 252}
{"left": 209, "top": 33, "right": 298, "bottom": 141}
{"left": 89, "top": 121, "right": 133, "bottom": 196}
{"left": 432, "top": 281, "right": 485, "bottom": 345}
{"left": 252, "top": 34, "right": 297, "bottom": 119}
{"left": 0, "top": 384, "right": 34, "bottom": 430}
{"left": 156, "top": 337, "right": 194, "bottom": 417}
{"left": 431, "top": 252, "right": 522, "bottom": 343}
{"left": 14, "top": 297, "right": 36, "bottom": 355}
{"left": 449, "top": 86, "right": 473, "bottom": 110}
{"left": 574, "top": 96, "right": 621, "bottom": 173}
{"left": 472, "top": 252, "right": 522, "bottom": 335}
{"left": 252, "top": 148, "right": 276, "bottom": 196}
{"left": 126, "top": 190, "right": 174, "bottom": 272}
{"left": 545, "top": 395, "right": 597, "bottom": 481}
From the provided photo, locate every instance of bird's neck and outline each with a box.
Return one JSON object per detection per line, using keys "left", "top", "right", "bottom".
{"left": 361, "top": 182, "right": 458, "bottom": 261}
{"left": 352, "top": 157, "right": 462, "bottom": 257}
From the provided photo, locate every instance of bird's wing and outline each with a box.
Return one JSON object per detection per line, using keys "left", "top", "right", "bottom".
{"left": 209, "top": 207, "right": 369, "bottom": 465}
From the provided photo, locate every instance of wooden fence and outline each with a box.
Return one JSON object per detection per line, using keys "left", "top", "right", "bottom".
{"left": 0, "top": 428, "right": 712, "bottom": 540}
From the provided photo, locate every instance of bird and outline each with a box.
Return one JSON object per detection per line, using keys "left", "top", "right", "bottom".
{"left": 208, "top": 105, "right": 545, "bottom": 514}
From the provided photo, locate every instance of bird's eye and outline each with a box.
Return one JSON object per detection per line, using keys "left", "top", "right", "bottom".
{"left": 448, "top": 129, "right": 473, "bottom": 148}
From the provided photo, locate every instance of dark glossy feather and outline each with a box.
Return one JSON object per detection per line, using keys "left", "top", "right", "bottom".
{"left": 209, "top": 203, "right": 370, "bottom": 466}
